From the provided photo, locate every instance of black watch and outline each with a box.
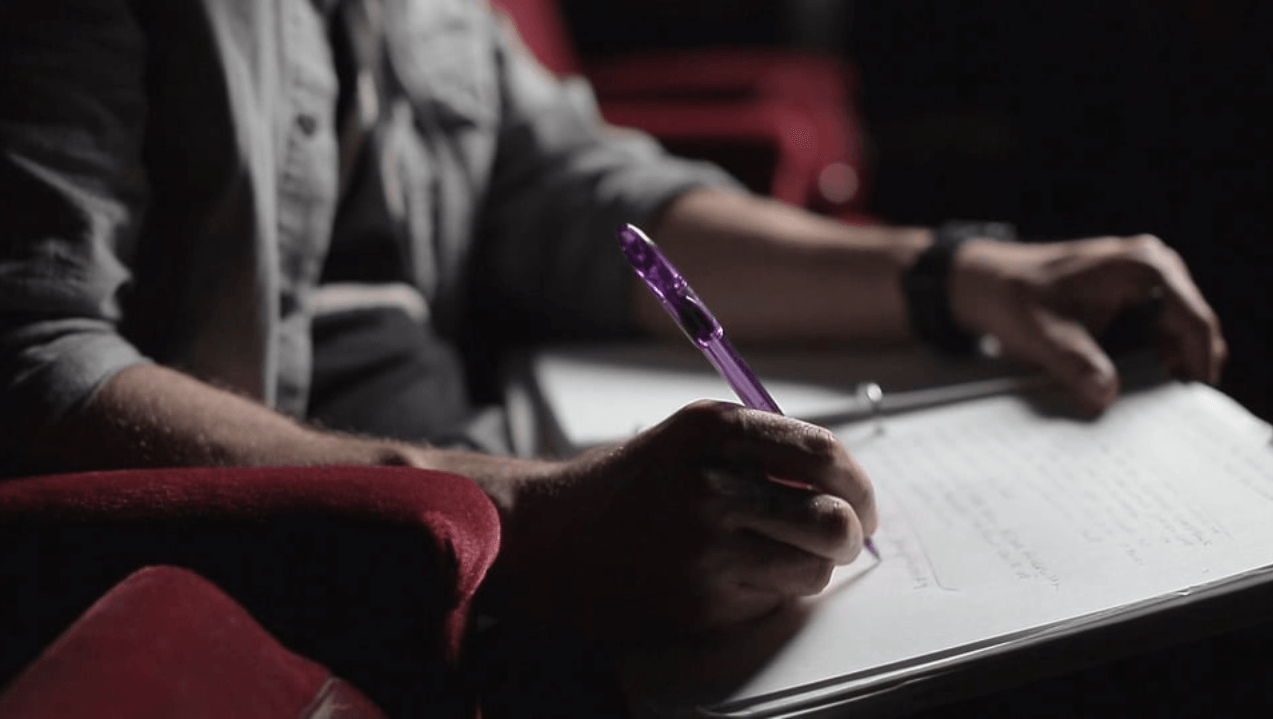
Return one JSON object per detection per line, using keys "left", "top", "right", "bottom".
{"left": 902, "top": 220, "right": 1016, "bottom": 354}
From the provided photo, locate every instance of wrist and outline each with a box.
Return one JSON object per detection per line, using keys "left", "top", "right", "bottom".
{"left": 949, "top": 232, "right": 1042, "bottom": 344}
{"left": 904, "top": 221, "right": 1016, "bottom": 353}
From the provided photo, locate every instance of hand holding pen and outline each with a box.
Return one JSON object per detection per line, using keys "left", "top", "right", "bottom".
{"left": 619, "top": 223, "right": 880, "bottom": 562}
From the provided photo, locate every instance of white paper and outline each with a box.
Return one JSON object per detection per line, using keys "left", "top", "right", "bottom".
{"left": 714, "top": 382, "right": 1273, "bottom": 713}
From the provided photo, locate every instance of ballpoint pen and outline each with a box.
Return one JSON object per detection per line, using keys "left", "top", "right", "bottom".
{"left": 618, "top": 223, "right": 880, "bottom": 560}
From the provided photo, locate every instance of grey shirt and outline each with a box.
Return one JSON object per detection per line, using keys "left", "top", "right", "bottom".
{"left": 0, "top": 0, "right": 739, "bottom": 452}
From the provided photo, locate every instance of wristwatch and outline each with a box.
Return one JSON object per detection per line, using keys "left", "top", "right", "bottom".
{"left": 902, "top": 220, "right": 1017, "bottom": 354}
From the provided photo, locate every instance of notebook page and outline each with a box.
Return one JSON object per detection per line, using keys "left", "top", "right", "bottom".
{"left": 715, "top": 381, "right": 1273, "bottom": 711}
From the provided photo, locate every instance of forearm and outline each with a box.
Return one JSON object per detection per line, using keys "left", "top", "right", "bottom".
{"left": 21, "top": 364, "right": 555, "bottom": 512}
{"left": 20, "top": 361, "right": 587, "bottom": 615}
{"left": 645, "top": 189, "right": 933, "bottom": 343}
{"left": 17, "top": 363, "right": 400, "bottom": 471}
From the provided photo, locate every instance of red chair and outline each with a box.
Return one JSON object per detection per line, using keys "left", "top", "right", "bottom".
{"left": 490, "top": 0, "right": 873, "bottom": 218}
{"left": 0, "top": 466, "right": 501, "bottom": 719}
{"left": 0, "top": 566, "right": 387, "bottom": 719}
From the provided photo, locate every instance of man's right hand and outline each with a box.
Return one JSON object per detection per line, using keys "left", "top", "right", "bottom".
{"left": 481, "top": 401, "right": 877, "bottom": 640}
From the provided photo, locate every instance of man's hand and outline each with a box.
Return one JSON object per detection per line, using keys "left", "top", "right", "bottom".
{"left": 951, "top": 234, "right": 1227, "bottom": 413}
{"left": 644, "top": 191, "right": 1227, "bottom": 415}
{"left": 485, "top": 401, "right": 876, "bottom": 640}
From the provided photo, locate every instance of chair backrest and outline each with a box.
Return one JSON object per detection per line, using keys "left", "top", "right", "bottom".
{"left": 489, "top": 0, "right": 581, "bottom": 76}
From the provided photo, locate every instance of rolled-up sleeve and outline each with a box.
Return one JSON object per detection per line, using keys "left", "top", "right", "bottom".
{"left": 0, "top": 3, "right": 152, "bottom": 442}
{"left": 474, "top": 20, "right": 746, "bottom": 339}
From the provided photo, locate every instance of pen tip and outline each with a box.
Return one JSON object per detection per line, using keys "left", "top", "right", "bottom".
{"left": 865, "top": 538, "right": 881, "bottom": 560}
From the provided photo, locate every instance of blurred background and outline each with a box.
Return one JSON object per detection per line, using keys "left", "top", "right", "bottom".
{"left": 530, "top": 0, "right": 1272, "bottom": 420}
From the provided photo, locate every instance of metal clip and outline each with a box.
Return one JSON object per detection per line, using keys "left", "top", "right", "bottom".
{"left": 856, "top": 381, "right": 885, "bottom": 436}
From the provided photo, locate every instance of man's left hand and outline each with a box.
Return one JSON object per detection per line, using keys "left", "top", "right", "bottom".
{"left": 950, "top": 234, "right": 1227, "bottom": 413}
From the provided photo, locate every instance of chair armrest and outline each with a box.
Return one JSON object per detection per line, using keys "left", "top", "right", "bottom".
{"left": 0, "top": 566, "right": 388, "bottom": 719}
{"left": 0, "top": 466, "right": 500, "bottom": 719}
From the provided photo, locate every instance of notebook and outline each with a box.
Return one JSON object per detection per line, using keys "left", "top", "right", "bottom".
{"left": 511, "top": 342, "right": 1273, "bottom": 718}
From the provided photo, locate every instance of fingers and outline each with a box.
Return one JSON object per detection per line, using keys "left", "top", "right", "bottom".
{"left": 675, "top": 403, "right": 874, "bottom": 578}
{"left": 983, "top": 234, "right": 1226, "bottom": 407}
{"left": 689, "top": 530, "right": 840, "bottom": 628}
{"left": 1159, "top": 297, "right": 1228, "bottom": 384}
{"left": 1140, "top": 241, "right": 1227, "bottom": 384}
{"left": 561, "top": 403, "right": 876, "bottom": 634}
{"left": 1015, "top": 304, "right": 1120, "bottom": 413}
{"left": 706, "top": 469, "right": 865, "bottom": 564}
{"left": 716, "top": 530, "right": 838, "bottom": 597}
{"left": 710, "top": 409, "right": 878, "bottom": 535}
{"left": 1081, "top": 235, "right": 1224, "bottom": 384}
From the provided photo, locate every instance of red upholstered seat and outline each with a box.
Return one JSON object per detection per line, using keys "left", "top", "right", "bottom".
{"left": 0, "top": 566, "right": 386, "bottom": 719}
{"left": 490, "top": 0, "right": 874, "bottom": 217}
{"left": 0, "top": 466, "right": 501, "bottom": 719}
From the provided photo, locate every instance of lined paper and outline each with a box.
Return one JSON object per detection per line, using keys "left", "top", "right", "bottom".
{"left": 713, "top": 382, "right": 1273, "bottom": 713}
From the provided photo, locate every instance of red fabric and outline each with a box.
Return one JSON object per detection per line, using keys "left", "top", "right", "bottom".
{"left": 490, "top": 0, "right": 580, "bottom": 76}
{"left": 0, "top": 466, "right": 501, "bottom": 718}
{"left": 584, "top": 50, "right": 857, "bottom": 104}
{"left": 490, "top": 0, "right": 872, "bottom": 213}
{"left": 0, "top": 566, "right": 385, "bottom": 719}
{"left": 589, "top": 50, "right": 872, "bottom": 212}
{"left": 599, "top": 100, "right": 828, "bottom": 208}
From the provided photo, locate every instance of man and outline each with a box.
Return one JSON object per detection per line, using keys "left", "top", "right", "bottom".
{"left": 0, "top": 0, "right": 1224, "bottom": 640}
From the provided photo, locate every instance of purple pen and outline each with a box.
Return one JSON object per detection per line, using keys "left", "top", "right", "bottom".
{"left": 617, "top": 223, "right": 780, "bottom": 413}
{"left": 618, "top": 223, "right": 880, "bottom": 560}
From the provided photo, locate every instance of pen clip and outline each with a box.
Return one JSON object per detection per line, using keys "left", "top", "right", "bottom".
{"left": 671, "top": 291, "right": 723, "bottom": 347}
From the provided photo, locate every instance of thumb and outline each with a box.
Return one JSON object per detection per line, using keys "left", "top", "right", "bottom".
{"left": 1014, "top": 307, "right": 1120, "bottom": 413}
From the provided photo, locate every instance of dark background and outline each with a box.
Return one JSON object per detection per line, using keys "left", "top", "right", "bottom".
{"left": 562, "top": 0, "right": 1272, "bottom": 422}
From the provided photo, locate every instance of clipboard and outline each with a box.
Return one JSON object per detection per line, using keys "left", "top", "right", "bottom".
{"left": 506, "top": 341, "right": 1273, "bottom": 718}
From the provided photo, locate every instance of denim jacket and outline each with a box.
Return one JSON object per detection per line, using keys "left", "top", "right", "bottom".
{"left": 0, "top": 0, "right": 737, "bottom": 446}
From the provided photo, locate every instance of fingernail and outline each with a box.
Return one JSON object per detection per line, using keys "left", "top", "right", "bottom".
{"left": 1084, "top": 368, "right": 1117, "bottom": 406}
